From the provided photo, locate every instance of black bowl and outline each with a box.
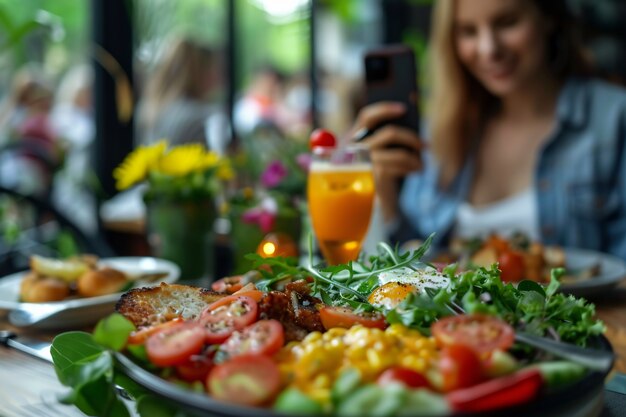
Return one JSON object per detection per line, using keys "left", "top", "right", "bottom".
{"left": 114, "top": 336, "right": 613, "bottom": 417}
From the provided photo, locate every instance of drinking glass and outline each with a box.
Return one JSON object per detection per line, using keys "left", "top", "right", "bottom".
{"left": 307, "top": 146, "right": 375, "bottom": 265}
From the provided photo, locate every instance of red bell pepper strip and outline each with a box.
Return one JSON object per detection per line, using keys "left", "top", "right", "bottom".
{"left": 446, "top": 368, "right": 543, "bottom": 413}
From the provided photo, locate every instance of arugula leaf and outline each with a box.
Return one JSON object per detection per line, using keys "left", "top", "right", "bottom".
{"left": 303, "top": 234, "right": 436, "bottom": 308}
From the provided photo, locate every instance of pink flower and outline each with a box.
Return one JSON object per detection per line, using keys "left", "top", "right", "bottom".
{"left": 296, "top": 153, "right": 312, "bottom": 172}
{"left": 261, "top": 161, "right": 288, "bottom": 188}
{"left": 241, "top": 197, "right": 278, "bottom": 233}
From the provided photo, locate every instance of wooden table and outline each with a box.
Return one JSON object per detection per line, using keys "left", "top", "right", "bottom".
{"left": 1, "top": 284, "right": 625, "bottom": 417}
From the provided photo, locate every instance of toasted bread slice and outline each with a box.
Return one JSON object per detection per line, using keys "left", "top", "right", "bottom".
{"left": 116, "top": 283, "right": 225, "bottom": 328}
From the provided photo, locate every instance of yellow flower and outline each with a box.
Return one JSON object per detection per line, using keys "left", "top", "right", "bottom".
{"left": 201, "top": 151, "right": 220, "bottom": 169}
{"left": 217, "top": 160, "right": 234, "bottom": 180}
{"left": 113, "top": 141, "right": 166, "bottom": 190}
{"left": 156, "top": 144, "right": 207, "bottom": 177}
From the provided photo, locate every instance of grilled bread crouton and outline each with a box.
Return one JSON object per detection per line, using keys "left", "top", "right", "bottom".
{"left": 116, "top": 283, "right": 225, "bottom": 328}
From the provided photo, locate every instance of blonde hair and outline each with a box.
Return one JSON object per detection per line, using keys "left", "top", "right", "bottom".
{"left": 140, "top": 36, "right": 217, "bottom": 130}
{"left": 428, "top": 0, "right": 588, "bottom": 187}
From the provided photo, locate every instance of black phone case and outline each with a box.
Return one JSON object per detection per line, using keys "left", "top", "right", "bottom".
{"left": 364, "top": 45, "right": 420, "bottom": 134}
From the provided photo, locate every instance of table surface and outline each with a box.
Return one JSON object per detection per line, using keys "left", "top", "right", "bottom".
{"left": 1, "top": 283, "right": 625, "bottom": 417}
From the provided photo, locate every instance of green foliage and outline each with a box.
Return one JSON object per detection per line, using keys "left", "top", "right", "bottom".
{"left": 0, "top": 0, "right": 88, "bottom": 75}
{"left": 54, "top": 230, "right": 79, "bottom": 258}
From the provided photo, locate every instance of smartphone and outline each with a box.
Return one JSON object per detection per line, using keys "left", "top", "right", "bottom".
{"left": 364, "top": 45, "right": 420, "bottom": 135}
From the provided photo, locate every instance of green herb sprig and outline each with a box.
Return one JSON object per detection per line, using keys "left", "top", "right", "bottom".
{"left": 249, "top": 233, "right": 435, "bottom": 311}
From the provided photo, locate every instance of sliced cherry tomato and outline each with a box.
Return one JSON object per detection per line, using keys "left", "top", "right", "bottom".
{"left": 127, "top": 317, "right": 184, "bottom": 345}
{"left": 208, "top": 354, "right": 281, "bottom": 406}
{"left": 432, "top": 314, "right": 515, "bottom": 357}
{"left": 447, "top": 368, "right": 543, "bottom": 413}
{"left": 221, "top": 319, "right": 285, "bottom": 359}
{"left": 145, "top": 322, "right": 206, "bottom": 367}
{"left": 198, "top": 295, "right": 259, "bottom": 344}
{"left": 440, "top": 344, "right": 485, "bottom": 392}
{"left": 212, "top": 275, "right": 246, "bottom": 294}
{"left": 319, "top": 306, "right": 386, "bottom": 330}
{"left": 175, "top": 353, "right": 214, "bottom": 382}
{"left": 377, "top": 367, "right": 431, "bottom": 389}
{"left": 309, "top": 128, "right": 336, "bottom": 150}
{"left": 498, "top": 251, "right": 526, "bottom": 282}
{"left": 232, "top": 288, "right": 265, "bottom": 303}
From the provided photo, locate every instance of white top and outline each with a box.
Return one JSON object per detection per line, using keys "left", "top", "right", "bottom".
{"left": 454, "top": 188, "right": 540, "bottom": 241}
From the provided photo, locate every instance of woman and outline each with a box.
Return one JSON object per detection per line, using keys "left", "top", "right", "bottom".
{"left": 355, "top": 0, "right": 626, "bottom": 258}
{"left": 137, "top": 36, "right": 224, "bottom": 148}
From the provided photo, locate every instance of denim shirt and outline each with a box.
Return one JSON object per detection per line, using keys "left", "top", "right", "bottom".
{"left": 394, "top": 77, "right": 626, "bottom": 259}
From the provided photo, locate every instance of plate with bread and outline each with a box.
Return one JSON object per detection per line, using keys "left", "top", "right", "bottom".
{"left": 0, "top": 256, "right": 180, "bottom": 328}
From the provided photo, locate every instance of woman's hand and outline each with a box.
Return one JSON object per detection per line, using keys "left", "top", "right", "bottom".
{"left": 351, "top": 102, "right": 425, "bottom": 222}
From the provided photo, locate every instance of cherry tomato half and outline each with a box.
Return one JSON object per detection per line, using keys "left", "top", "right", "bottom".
{"left": 319, "top": 306, "right": 387, "bottom": 330}
{"left": 220, "top": 319, "right": 285, "bottom": 359}
{"left": 431, "top": 314, "right": 515, "bottom": 357}
{"left": 439, "top": 344, "right": 485, "bottom": 392}
{"left": 127, "top": 317, "right": 184, "bottom": 345}
{"left": 377, "top": 367, "right": 431, "bottom": 389}
{"left": 498, "top": 251, "right": 526, "bottom": 282}
{"left": 447, "top": 368, "right": 543, "bottom": 413}
{"left": 309, "top": 128, "right": 336, "bottom": 150}
{"left": 208, "top": 354, "right": 282, "bottom": 406}
{"left": 198, "top": 295, "right": 259, "bottom": 344}
{"left": 145, "top": 322, "right": 206, "bottom": 367}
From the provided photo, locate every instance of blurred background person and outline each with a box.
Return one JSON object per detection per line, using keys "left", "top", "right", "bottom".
{"left": 50, "top": 64, "right": 97, "bottom": 233}
{"left": 353, "top": 0, "right": 626, "bottom": 258}
{"left": 50, "top": 64, "right": 94, "bottom": 179}
{"left": 0, "top": 65, "right": 59, "bottom": 198}
{"left": 136, "top": 35, "right": 225, "bottom": 149}
{"left": 234, "top": 64, "right": 286, "bottom": 137}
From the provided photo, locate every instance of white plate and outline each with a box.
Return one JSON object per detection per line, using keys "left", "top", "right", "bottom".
{"left": 560, "top": 248, "right": 626, "bottom": 297}
{"left": 0, "top": 257, "right": 180, "bottom": 329}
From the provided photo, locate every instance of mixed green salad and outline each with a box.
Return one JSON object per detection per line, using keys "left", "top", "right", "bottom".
{"left": 49, "top": 236, "right": 608, "bottom": 417}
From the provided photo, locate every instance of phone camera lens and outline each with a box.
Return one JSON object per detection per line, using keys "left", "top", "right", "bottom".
{"left": 366, "top": 57, "right": 390, "bottom": 83}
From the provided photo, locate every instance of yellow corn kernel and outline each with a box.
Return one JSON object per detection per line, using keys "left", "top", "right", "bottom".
{"left": 307, "top": 388, "right": 331, "bottom": 405}
{"left": 304, "top": 331, "right": 323, "bottom": 343}
{"left": 366, "top": 349, "right": 383, "bottom": 369}
{"left": 312, "top": 373, "right": 332, "bottom": 389}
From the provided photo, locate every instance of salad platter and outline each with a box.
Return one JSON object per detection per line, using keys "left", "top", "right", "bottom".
{"left": 49, "top": 237, "right": 614, "bottom": 417}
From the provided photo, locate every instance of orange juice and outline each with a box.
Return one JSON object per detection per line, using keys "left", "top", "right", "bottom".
{"left": 308, "top": 161, "right": 375, "bottom": 264}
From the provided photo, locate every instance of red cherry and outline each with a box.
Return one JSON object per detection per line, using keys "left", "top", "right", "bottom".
{"left": 309, "top": 128, "right": 337, "bottom": 150}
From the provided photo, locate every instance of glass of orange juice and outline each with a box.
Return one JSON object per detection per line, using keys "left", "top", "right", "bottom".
{"left": 307, "top": 146, "right": 375, "bottom": 265}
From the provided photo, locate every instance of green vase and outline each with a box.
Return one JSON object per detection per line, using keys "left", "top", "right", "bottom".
{"left": 146, "top": 199, "right": 216, "bottom": 282}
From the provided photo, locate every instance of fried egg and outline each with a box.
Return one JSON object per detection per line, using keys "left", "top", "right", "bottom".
{"left": 378, "top": 267, "right": 450, "bottom": 292}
